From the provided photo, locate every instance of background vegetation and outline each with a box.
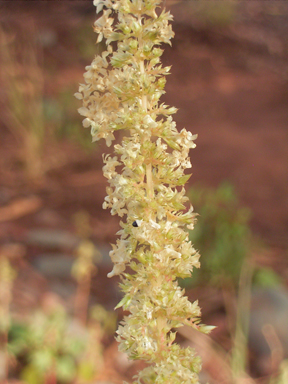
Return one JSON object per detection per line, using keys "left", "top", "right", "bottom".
{"left": 0, "top": 1, "right": 287, "bottom": 383}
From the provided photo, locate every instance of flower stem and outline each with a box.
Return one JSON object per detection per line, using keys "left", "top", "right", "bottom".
{"left": 146, "top": 162, "right": 154, "bottom": 199}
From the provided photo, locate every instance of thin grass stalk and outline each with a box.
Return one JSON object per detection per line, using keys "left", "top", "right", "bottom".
{"left": 230, "top": 259, "right": 254, "bottom": 382}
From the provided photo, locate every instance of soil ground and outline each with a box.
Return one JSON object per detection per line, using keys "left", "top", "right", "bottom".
{"left": 0, "top": 1, "right": 288, "bottom": 383}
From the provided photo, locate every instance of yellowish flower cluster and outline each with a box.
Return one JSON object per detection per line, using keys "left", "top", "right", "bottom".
{"left": 77, "top": 0, "right": 214, "bottom": 382}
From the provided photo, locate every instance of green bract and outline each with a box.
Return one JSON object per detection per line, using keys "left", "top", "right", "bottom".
{"left": 77, "top": 0, "right": 213, "bottom": 382}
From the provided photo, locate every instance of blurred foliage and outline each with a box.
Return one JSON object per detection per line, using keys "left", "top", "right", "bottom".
{"left": 72, "top": 211, "right": 103, "bottom": 325}
{"left": 181, "top": 0, "right": 236, "bottom": 27}
{"left": 9, "top": 305, "right": 84, "bottom": 383}
{"left": 72, "top": 211, "right": 102, "bottom": 283}
{"left": 44, "top": 86, "right": 94, "bottom": 151}
{"left": 178, "top": 181, "right": 285, "bottom": 381}
{"left": 1, "top": 215, "right": 116, "bottom": 383}
{"left": 73, "top": 210, "right": 93, "bottom": 239}
{"left": 182, "top": 182, "right": 252, "bottom": 287}
{"left": 180, "top": 181, "right": 284, "bottom": 292}
{"left": 0, "top": 244, "right": 24, "bottom": 382}
{"left": 253, "top": 266, "right": 284, "bottom": 288}
{"left": 0, "top": 19, "right": 97, "bottom": 185}
{"left": 72, "top": 240, "right": 99, "bottom": 283}
{"left": 90, "top": 303, "right": 117, "bottom": 336}
{"left": 0, "top": 257, "right": 16, "bottom": 333}
{"left": 75, "top": 21, "right": 104, "bottom": 61}
{"left": 0, "top": 22, "right": 46, "bottom": 181}
{"left": 230, "top": 259, "right": 254, "bottom": 381}
{"left": 8, "top": 299, "right": 115, "bottom": 384}
{"left": 42, "top": 20, "right": 106, "bottom": 152}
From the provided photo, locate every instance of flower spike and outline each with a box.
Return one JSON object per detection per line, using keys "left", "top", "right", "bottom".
{"left": 77, "top": 1, "right": 214, "bottom": 382}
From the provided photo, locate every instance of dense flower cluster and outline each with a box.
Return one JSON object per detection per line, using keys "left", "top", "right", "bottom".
{"left": 76, "top": 0, "right": 213, "bottom": 382}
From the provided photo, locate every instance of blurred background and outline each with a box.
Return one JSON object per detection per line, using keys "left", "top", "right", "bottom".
{"left": 0, "top": 1, "right": 287, "bottom": 383}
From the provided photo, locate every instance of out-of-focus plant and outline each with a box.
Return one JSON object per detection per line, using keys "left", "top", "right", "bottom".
{"left": 71, "top": 211, "right": 113, "bottom": 382}
{"left": 72, "top": 211, "right": 102, "bottom": 325}
{"left": 253, "top": 266, "right": 284, "bottom": 288}
{"left": 9, "top": 299, "right": 86, "bottom": 384}
{"left": 45, "top": 87, "right": 95, "bottom": 151}
{"left": 0, "top": 245, "right": 19, "bottom": 381}
{"left": 76, "top": 0, "right": 214, "bottom": 382}
{"left": 0, "top": 23, "right": 46, "bottom": 182}
{"left": 72, "top": 240, "right": 100, "bottom": 325}
{"left": 229, "top": 260, "right": 286, "bottom": 384}
{"left": 9, "top": 298, "right": 115, "bottom": 384}
{"left": 183, "top": 182, "right": 251, "bottom": 288}
{"left": 184, "top": 183, "right": 286, "bottom": 382}
{"left": 76, "top": 21, "right": 105, "bottom": 61}
{"left": 77, "top": 304, "right": 117, "bottom": 382}
{"left": 229, "top": 259, "right": 254, "bottom": 383}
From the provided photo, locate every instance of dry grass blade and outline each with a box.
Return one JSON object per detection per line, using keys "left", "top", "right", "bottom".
{"left": 178, "top": 325, "right": 258, "bottom": 384}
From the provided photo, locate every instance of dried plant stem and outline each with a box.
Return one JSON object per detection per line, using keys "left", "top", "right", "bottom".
{"left": 74, "top": 274, "right": 91, "bottom": 325}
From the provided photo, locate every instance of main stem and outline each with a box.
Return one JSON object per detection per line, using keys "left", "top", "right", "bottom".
{"left": 138, "top": 15, "right": 154, "bottom": 202}
{"left": 146, "top": 163, "right": 154, "bottom": 200}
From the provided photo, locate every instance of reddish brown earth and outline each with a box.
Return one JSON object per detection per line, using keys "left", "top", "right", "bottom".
{"left": 1, "top": 1, "right": 287, "bottom": 247}
{"left": 0, "top": 2, "right": 288, "bottom": 383}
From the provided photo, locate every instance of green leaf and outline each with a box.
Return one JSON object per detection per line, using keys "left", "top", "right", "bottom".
{"left": 115, "top": 294, "right": 132, "bottom": 310}
{"left": 107, "top": 32, "right": 124, "bottom": 43}
{"left": 162, "top": 138, "right": 180, "bottom": 151}
{"left": 177, "top": 174, "right": 191, "bottom": 185}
